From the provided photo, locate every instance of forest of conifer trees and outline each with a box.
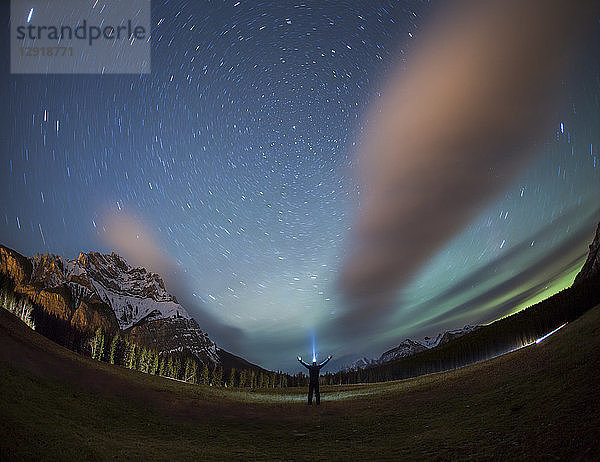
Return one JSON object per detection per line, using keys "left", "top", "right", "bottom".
{"left": 0, "top": 272, "right": 311, "bottom": 388}
{"left": 87, "top": 325, "right": 306, "bottom": 388}
{"left": 2, "top": 264, "right": 599, "bottom": 388}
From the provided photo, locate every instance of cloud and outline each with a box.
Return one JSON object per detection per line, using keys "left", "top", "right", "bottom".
{"left": 100, "top": 211, "right": 247, "bottom": 351}
{"left": 101, "top": 212, "right": 175, "bottom": 278}
{"left": 339, "top": 0, "right": 597, "bottom": 325}
{"left": 333, "top": 205, "right": 599, "bottom": 362}
{"left": 412, "top": 214, "right": 597, "bottom": 333}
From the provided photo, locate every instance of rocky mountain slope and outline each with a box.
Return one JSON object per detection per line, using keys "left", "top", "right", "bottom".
{"left": 1, "top": 245, "right": 119, "bottom": 334}
{"left": 128, "top": 317, "right": 220, "bottom": 365}
{"left": 574, "top": 220, "right": 600, "bottom": 286}
{"left": 0, "top": 244, "right": 254, "bottom": 370}
{"left": 29, "top": 251, "right": 190, "bottom": 329}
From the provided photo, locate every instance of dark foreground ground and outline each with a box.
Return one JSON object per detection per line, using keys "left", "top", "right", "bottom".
{"left": 1, "top": 305, "right": 599, "bottom": 461}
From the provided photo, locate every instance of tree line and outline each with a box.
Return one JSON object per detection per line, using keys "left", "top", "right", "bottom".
{"left": 3, "top": 266, "right": 599, "bottom": 388}
{"left": 89, "top": 326, "right": 306, "bottom": 388}
{"left": 0, "top": 277, "right": 35, "bottom": 329}
{"left": 1, "top": 273, "right": 305, "bottom": 388}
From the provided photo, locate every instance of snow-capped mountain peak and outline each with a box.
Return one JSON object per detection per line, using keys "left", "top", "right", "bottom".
{"left": 30, "top": 251, "right": 191, "bottom": 329}
{"left": 344, "top": 324, "right": 483, "bottom": 369}
{"left": 378, "top": 338, "right": 427, "bottom": 363}
{"left": 377, "top": 325, "right": 481, "bottom": 364}
{"left": 2, "top": 243, "right": 267, "bottom": 370}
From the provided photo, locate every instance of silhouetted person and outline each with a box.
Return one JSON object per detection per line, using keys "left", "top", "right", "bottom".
{"left": 297, "top": 355, "right": 332, "bottom": 405}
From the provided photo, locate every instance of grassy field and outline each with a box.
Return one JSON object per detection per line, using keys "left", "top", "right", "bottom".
{"left": 1, "top": 305, "right": 599, "bottom": 461}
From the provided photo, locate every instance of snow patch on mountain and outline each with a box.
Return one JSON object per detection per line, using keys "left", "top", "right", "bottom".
{"left": 30, "top": 251, "right": 191, "bottom": 329}
{"left": 90, "top": 278, "right": 189, "bottom": 328}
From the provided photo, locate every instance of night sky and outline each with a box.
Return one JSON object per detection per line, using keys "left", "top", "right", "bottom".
{"left": 1, "top": 1, "right": 599, "bottom": 371}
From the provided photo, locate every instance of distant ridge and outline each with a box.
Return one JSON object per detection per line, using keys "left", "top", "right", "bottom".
{"left": 347, "top": 324, "right": 480, "bottom": 370}
{"left": 379, "top": 324, "right": 481, "bottom": 363}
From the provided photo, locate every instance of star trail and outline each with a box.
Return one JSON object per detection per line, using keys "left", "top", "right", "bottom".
{"left": 1, "top": 1, "right": 598, "bottom": 370}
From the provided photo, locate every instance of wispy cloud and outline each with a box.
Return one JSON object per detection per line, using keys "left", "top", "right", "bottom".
{"left": 340, "top": 0, "right": 596, "bottom": 326}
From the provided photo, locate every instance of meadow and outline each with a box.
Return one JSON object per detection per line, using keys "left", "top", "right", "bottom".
{"left": 1, "top": 304, "right": 599, "bottom": 461}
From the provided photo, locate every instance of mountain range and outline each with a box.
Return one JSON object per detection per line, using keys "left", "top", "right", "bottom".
{"left": 347, "top": 324, "right": 481, "bottom": 370}
{"left": 1, "top": 220, "right": 599, "bottom": 375}
{"left": 0, "top": 245, "right": 261, "bottom": 371}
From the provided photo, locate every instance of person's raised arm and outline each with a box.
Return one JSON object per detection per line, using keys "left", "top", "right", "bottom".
{"left": 319, "top": 355, "right": 332, "bottom": 367}
{"left": 297, "top": 356, "right": 310, "bottom": 368}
